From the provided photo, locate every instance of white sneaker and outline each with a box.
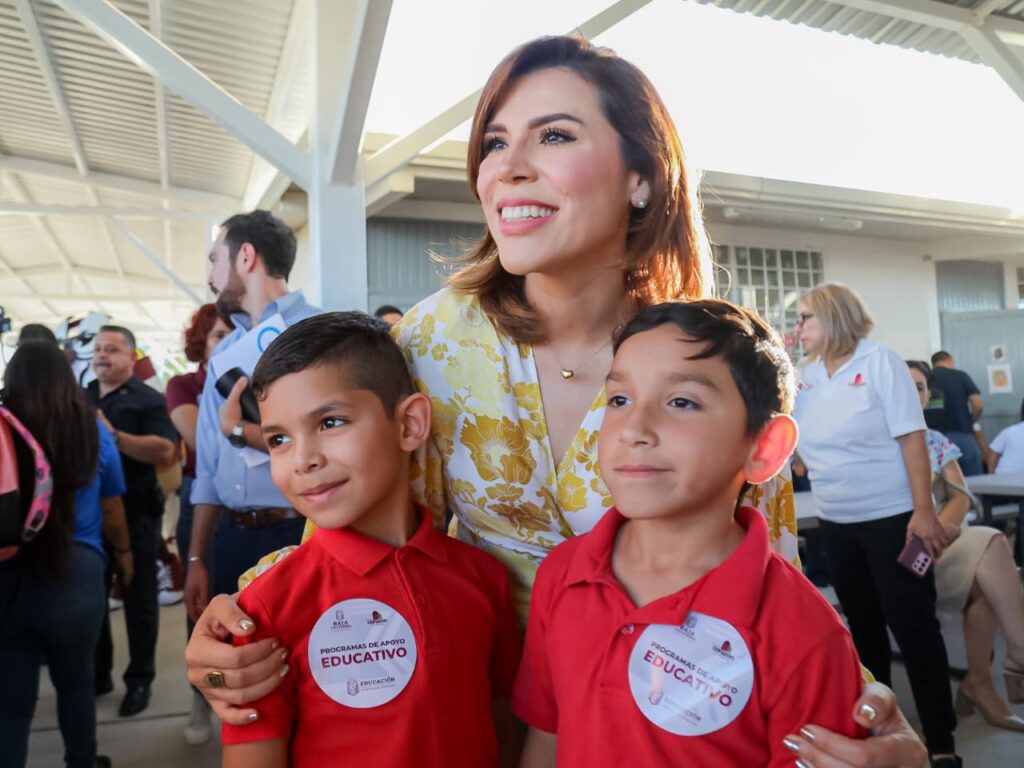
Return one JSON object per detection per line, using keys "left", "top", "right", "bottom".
{"left": 108, "top": 596, "right": 123, "bottom": 611}
{"left": 158, "top": 589, "right": 183, "bottom": 606}
{"left": 156, "top": 559, "right": 173, "bottom": 591}
{"left": 184, "top": 690, "right": 212, "bottom": 746}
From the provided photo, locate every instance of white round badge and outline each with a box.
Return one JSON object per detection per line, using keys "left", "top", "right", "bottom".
{"left": 308, "top": 598, "right": 418, "bottom": 709}
{"left": 627, "top": 611, "right": 754, "bottom": 736}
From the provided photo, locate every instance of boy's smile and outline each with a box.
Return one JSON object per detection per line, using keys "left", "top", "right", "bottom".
{"left": 259, "top": 364, "right": 417, "bottom": 540}
{"left": 600, "top": 324, "right": 755, "bottom": 521}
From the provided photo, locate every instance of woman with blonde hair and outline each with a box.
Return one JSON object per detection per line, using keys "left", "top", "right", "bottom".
{"left": 186, "top": 38, "right": 924, "bottom": 766}
{"left": 795, "top": 282, "right": 960, "bottom": 766}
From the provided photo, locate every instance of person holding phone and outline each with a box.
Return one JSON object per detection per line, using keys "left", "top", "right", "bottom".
{"left": 793, "top": 283, "right": 960, "bottom": 767}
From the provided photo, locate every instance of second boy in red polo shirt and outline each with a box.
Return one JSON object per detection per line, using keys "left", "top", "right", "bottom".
{"left": 514, "top": 301, "right": 866, "bottom": 766}
{"left": 220, "top": 313, "right": 520, "bottom": 768}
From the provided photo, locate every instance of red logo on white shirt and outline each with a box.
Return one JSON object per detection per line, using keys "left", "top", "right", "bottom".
{"left": 849, "top": 373, "right": 865, "bottom": 387}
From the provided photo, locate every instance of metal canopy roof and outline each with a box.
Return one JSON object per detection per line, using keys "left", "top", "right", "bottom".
{"left": 0, "top": 0, "right": 1022, "bottom": 355}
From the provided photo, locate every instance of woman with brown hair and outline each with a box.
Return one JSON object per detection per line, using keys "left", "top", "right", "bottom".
{"left": 186, "top": 36, "right": 924, "bottom": 766}
{"left": 166, "top": 303, "right": 233, "bottom": 746}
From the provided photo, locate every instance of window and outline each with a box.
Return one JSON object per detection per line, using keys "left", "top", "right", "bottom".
{"left": 1017, "top": 267, "right": 1024, "bottom": 309}
{"left": 713, "top": 245, "right": 825, "bottom": 352}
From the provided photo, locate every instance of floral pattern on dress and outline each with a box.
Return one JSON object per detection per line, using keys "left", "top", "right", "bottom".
{"left": 243, "top": 288, "right": 798, "bottom": 617}
{"left": 926, "top": 429, "right": 962, "bottom": 474}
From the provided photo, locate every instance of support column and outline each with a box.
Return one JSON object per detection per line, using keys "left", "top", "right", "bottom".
{"left": 309, "top": 0, "right": 389, "bottom": 312}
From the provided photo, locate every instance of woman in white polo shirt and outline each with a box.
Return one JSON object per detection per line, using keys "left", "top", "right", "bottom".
{"left": 987, "top": 399, "right": 1024, "bottom": 474}
{"left": 794, "top": 283, "right": 961, "bottom": 768}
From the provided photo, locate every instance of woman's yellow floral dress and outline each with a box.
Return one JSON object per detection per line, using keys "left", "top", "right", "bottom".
{"left": 244, "top": 288, "right": 798, "bottom": 620}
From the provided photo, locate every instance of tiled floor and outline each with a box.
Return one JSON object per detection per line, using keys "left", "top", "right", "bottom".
{"left": 25, "top": 593, "right": 1024, "bottom": 766}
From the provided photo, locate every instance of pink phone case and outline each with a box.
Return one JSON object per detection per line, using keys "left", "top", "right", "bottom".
{"left": 897, "top": 534, "right": 933, "bottom": 577}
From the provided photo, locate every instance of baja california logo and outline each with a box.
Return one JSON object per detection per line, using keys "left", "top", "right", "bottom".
{"left": 675, "top": 613, "right": 698, "bottom": 641}
{"left": 331, "top": 609, "right": 351, "bottom": 631}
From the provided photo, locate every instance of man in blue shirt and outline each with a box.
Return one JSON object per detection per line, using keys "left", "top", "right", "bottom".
{"left": 930, "top": 351, "right": 984, "bottom": 476}
{"left": 183, "top": 211, "right": 320, "bottom": 624}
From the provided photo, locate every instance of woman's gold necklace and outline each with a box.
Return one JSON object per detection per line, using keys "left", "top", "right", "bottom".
{"left": 548, "top": 325, "right": 623, "bottom": 380}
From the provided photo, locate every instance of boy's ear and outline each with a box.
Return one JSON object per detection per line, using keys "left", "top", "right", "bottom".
{"left": 744, "top": 415, "right": 799, "bottom": 485}
{"left": 395, "top": 392, "right": 432, "bottom": 453}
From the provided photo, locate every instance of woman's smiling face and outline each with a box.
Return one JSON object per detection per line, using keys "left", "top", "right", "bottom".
{"left": 475, "top": 67, "right": 641, "bottom": 280}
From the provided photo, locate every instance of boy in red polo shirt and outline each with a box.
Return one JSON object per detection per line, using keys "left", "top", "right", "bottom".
{"left": 220, "top": 312, "right": 520, "bottom": 768}
{"left": 514, "top": 300, "right": 866, "bottom": 767}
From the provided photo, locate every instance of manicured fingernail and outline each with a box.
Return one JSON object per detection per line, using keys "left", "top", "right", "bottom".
{"left": 246, "top": 711, "right": 259, "bottom": 722}
{"left": 800, "top": 726, "right": 816, "bottom": 741}
{"left": 795, "top": 760, "right": 811, "bottom": 768}
{"left": 271, "top": 639, "right": 280, "bottom": 650}
{"left": 238, "top": 619, "right": 254, "bottom": 632}
{"left": 858, "top": 703, "right": 878, "bottom": 722}
{"left": 783, "top": 737, "right": 800, "bottom": 753}
{"left": 278, "top": 663, "right": 290, "bottom": 678}
{"left": 278, "top": 649, "right": 288, "bottom": 662}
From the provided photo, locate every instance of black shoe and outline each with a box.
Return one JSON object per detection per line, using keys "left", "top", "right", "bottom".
{"left": 929, "top": 756, "right": 962, "bottom": 768}
{"left": 118, "top": 685, "right": 150, "bottom": 717}
{"left": 95, "top": 677, "right": 114, "bottom": 697}
{"left": 96, "top": 756, "right": 112, "bottom": 768}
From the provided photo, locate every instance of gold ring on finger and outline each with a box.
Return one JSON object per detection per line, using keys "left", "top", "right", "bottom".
{"left": 204, "top": 670, "right": 228, "bottom": 689}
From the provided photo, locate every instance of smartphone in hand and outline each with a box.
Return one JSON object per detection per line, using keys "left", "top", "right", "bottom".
{"left": 897, "top": 534, "right": 933, "bottom": 577}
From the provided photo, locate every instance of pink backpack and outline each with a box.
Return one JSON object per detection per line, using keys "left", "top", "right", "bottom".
{"left": 0, "top": 406, "right": 53, "bottom": 562}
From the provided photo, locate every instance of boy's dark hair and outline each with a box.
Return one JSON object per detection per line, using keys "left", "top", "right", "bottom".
{"left": 99, "top": 324, "right": 136, "bottom": 351}
{"left": 221, "top": 210, "right": 296, "bottom": 281}
{"left": 373, "top": 305, "right": 402, "bottom": 318}
{"left": 931, "top": 350, "right": 952, "bottom": 366}
{"left": 906, "top": 360, "right": 931, "bottom": 379}
{"left": 251, "top": 312, "right": 415, "bottom": 413}
{"left": 614, "top": 300, "right": 795, "bottom": 435}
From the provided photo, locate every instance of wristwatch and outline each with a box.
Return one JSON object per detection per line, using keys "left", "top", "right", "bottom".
{"left": 228, "top": 420, "right": 248, "bottom": 448}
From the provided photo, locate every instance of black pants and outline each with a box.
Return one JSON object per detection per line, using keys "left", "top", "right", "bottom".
{"left": 96, "top": 510, "right": 161, "bottom": 689}
{"left": 212, "top": 514, "right": 305, "bottom": 597}
{"left": 820, "top": 512, "right": 956, "bottom": 755}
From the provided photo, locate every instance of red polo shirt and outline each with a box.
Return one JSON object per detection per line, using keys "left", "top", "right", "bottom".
{"left": 222, "top": 508, "right": 521, "bottom": 767}
{"left": 513, "top": 506, "right": 866, "bottom": 767}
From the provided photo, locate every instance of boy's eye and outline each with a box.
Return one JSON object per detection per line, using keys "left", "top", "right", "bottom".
{"left": 321, "top": 416, "right": 347, "bottom": 430}
{"left": 539, "top": 127, "right": 574, "bottom": 145}
{"left": 669, "top": 397, "right": 699, "bottom": 410}
{"left": 607, "top": 394, "right": 630, "bottom": 408}
{"left": 266, "top": 433, "right": 291, "bottom": 448}
{"left": 482, "top": 135, "right": 506, "bottom": 156}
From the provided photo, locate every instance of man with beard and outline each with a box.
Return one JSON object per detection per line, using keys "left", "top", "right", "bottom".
{"left": 184, "top": 211, "right": 319, "bottom": 630}
{"left": 87, "top": 325, "right": 178, "bottom": 717}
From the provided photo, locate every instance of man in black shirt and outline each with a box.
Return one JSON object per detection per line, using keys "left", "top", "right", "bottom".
{"left": 930, "top": 350, "right": 984, "bottom": 476}
{"left": 85, "top": 325, "right": 178, "bottom": 717}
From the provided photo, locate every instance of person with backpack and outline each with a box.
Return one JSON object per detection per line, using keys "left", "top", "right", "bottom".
{"left": 0, "top": 341, "right": 132, "bottom": 768}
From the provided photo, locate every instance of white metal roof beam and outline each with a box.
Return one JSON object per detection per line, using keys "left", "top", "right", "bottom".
{"left": 148, "top": 0, "right": 174, "bottom": 276}
{"left": 13, "top": 0, "right": 89, "bottom": 176}
{"left": 961, "top": 23, "right": 1024, "bottom": 102}
{"left": 107, "top": 218, "right": 203, "bottom": 305}
{"left": 826, "top": 0, "right": 1024, "bottom": 45}
{"left": 55, "top": 0, "right": 312, "bottom": 191}
{"left": 11, "top": 291, "right": 200, "bottom": 303}
{"left": 14, "top": 264, "right": 191, "bottom": 288}
{"left": 0, "top": 203, "right": 213, "bottom": 219}
{"left": 0, "top": 154, "right": 239, "bottom": 210}
{"left": 364, "top": 0, "right": 655, "bottom": 188}
{"left": 242, "top": 0, "right": 312, "bottom": 210}
{"left": 323, "top": 0, "right": 392, "bottom": 186}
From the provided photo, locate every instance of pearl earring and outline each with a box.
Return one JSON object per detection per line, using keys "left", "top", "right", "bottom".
{"left": 634, "top": 198, "right": 647, "bottom": 209}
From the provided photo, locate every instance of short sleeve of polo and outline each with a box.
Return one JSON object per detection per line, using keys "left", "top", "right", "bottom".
{"left": 962, "top": 370, "right": 980, "bottom": 397}
{"left": 97, "top": 422, "right": 126, "bottom": 499}
{"left": 511, "top": 557, "right": 559, "bottom": 733}
{"left": 874, "top": 347, "right": 926, "bottom": 439}
{"left": 220, "top": 588, "right": 296, "bottom": 746}
{"left": 765, "top": 627, "right": 867, "bottom": 766}
{"left": 991, "top": 427, "right": 1009, "bottom": 454}
{"left": 141, "top": 389, "right": 180, "bottom": 445}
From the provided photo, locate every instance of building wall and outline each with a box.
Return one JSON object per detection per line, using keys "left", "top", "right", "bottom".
{"left": 708, "top": 222, "right": 939, "bottom": 359}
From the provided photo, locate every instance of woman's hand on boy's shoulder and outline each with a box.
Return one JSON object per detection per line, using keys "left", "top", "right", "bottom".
{"left": 783, "top": 682, "right": 926, "bottom": 767}
{"left": 185, "top": 594, "right": 287, "bottom": 725}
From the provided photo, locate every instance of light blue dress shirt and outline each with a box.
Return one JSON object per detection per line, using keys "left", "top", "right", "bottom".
{"left": 190, "top": 290, "right": 320, "bottom": 510}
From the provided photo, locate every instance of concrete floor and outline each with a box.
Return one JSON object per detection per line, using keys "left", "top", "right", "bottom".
{"left": 23, "top": 592, "right": 1024, "bottom": 766}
